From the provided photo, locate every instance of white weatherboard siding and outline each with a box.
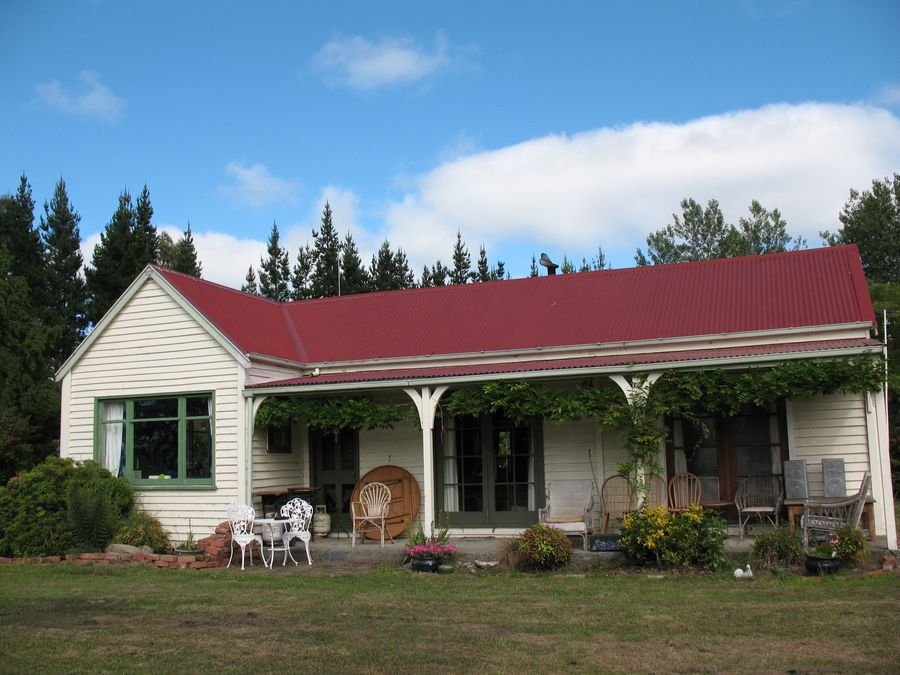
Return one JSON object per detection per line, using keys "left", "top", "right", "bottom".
{"left": 360, "top": 422, "right": 424, "bottom": 522}
{"left": 62, "top": 280, "right": 242, "bottom": 540}
{"left": 543, "top": 418, "right": 607, "bottom": 526}
{"left": 790, "top": 393, "right": 871, "bottom": 498}
{"left": 250, "top": 421, "right": 308, "bottom": 515}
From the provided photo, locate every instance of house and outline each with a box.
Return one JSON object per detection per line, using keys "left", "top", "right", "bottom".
{"left": 56, "top": 245, "right": 896, "bottom": 549}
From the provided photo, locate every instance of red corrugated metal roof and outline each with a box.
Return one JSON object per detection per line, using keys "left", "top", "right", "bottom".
{"left": 247, "top": 338, "right": 882, "bottom": 388}
{"left": 154, "top": 245, "right": 875, "bottom": 365}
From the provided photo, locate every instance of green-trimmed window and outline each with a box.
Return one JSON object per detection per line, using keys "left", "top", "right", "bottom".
{"left": 96, "top": 394, "right": 214, "bottom": 488}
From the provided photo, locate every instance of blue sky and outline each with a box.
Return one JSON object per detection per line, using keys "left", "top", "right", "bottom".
{"left": 2, "top": 1, "right": 899, "bottom": 288}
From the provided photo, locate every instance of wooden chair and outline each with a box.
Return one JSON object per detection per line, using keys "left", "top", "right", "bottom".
{"left": 225, "top": 502, "right": 263, "bottom": 570}
{"left": 734, "top": 474, "right": 783, "bottom": 537}
{"left": 803, "top": 471, "right": 871, "bottom": 549}
{"left": 351, "top": 481, "right": 395, "bottom": 548}
{"left": 668, "top": 473, "right": 702, "bottom": 512}
{"left": 643, "top": 474, "right": 667, "bottom": 509}
{"left": 538, "top": 479, "right": 594, "bottom": 550}
{"left": 600, "top": 475, "right": 633, "bottom": 533}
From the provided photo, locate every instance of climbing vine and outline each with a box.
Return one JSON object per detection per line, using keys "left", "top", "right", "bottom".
{"left": 255, "top": 396, "right": 416, "bottom": 432}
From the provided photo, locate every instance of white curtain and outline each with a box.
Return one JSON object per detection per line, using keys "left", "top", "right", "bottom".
{"left": 102, "top": 401, "right": 125, "bottom": 477}
{"left": 443, "top": 427, "right": 459, "bottom": 512}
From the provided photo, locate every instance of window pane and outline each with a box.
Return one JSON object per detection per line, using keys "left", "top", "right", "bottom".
{"left": 133, "top": 420, "right": 179, "bottom": 478}
{"left": 340, "top": 430, "right": 356, "bottom": 470}
{"left": 186, "top": 419, "right": 212, "bottom": 478}
{"left": 463, "top": 485, "right": 483, "bottom": 512}
{"left": 101, "top": 400, "right": 125, "bottom": 422}
{"left": 134, "top": 398, "right": 178, "bottom": 419}
{"left": 186, "top": 396, "right": 211, "bottom": 417}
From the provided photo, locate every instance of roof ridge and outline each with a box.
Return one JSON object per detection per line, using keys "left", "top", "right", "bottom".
{"left": 151, "top": 265, "right": 283, "bottom": 306}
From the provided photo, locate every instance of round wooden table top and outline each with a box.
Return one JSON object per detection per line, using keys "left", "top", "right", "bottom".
{"left": 351, "top": 465, "right": 421, "bottom": 540}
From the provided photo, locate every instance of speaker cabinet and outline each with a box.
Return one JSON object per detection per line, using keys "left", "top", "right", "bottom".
{"left": 783, "top": 460, "right": 808, "bottom": 500}
{"left": 822, "top": 458, "right": 846, "bottom": 498}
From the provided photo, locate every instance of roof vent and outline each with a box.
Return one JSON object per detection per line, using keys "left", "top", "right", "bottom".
{"left": 539, "top": 253, "right": 559, "bottom": 275}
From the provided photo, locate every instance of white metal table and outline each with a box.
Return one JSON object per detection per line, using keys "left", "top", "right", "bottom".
{"left": 255, "top": 518, "right": 303, "bottom": 568}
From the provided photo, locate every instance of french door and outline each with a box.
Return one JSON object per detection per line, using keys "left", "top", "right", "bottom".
{"left": 310, "top": 428, "right": 358, "bottom": 533}
{"left": 435, "top": 413, "right": 543, "bottom": 527}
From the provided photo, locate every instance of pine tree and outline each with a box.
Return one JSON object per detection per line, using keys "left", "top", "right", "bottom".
{"left": 339, "top": 233, "right": 369, "bottom": 296}
{"left": 493, "top": 260, "right": 507, "bottom": 280}
{"left": 39, "top": 178, "right": 87, "bottom": 370}
{"left": 475, "top": 245, "right": 491, "bottom": 282}
{"left": 172, "top": 224, "right": 202, "bottom": 277}
{"left": 242, "top": 265, "right": 260, "bottom": 295}
{"left": 449, "top": 232, "right": 471, "bottom": 284}
{"left": 420, "top": 265, "right": 433, "bottom": 288}
{"left": 0, "top": 175, "right": 46, "bottom": 312}
{"left": 371, "top": 240, "right": 415, "bottom": 291}
{"left": 394, "top": 249, "right": 415, "bottom": 289}
{"left": 134, "top": 185, "right": 158, "bottom": 266}
{"left": 85, "top": 190, "right": 138, "bottom": 326}
{"left": 560, "top": 255, "right": 575, "bottom": 274}
{"left": 258, "top": 222, "right": 291, "bottom": 301}
{"left": 431, "top": 260, "right": 449, "bottom": 286}
{"left": 291, "top": 244, "right": 313, "bottom": 300}
{"left": 310, "top": 202, "right": 341, "bottom": 298}
{"left": 529, "top": 254, "right": 539, "bottom": 277}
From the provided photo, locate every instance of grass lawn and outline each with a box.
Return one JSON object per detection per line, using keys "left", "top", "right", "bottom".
{"left": 0, "top": 563, "right": 898, "bottom": 673}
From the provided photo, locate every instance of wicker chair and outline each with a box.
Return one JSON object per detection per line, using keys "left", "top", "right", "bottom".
{"left": 734, "top": 474, "right": 783, "bottom": 537}
{"left": 225, "top": 502, "right": 264, "bottom": 571}
{"left": 351, "top": 481, "right": 395, "bottom": 548}
{"left": 600, "top": 475, "right": 633, "bottom": 533}
{"left": 278, "top": 497, "right": 314, "bottom": 566}
{"left": 803, "top": 471, "right": 871, "bottom": 549}
{"left": 668, "top": 473, "right": 702, "bottom": 512}
{"left": 538, "top": 479, "right": 594, "bottom": 550}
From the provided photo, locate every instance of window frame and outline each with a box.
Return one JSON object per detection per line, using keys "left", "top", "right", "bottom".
{"left": 94, "top": 392, "right": 216, "bottom": 490}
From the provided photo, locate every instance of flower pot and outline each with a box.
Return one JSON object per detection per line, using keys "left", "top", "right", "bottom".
{"left": 410, "top": 557, "right": 440, "bottom": 573}
{"left": 805, "top": 555, "right": 841, "bottom": 576}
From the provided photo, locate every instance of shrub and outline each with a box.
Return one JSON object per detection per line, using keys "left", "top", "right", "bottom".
{"left": 516, "top": 523, "right": 572, "bottom": 571}
{"left": 619, "top": 505, "right": 727, "bottom": 570}
{"left": 0, "top": 456, "right": 135, "bottom": 557}
{"left": 750, "top": 527, "right": 804, "bottom": 570}
{"left": 833, "top": 526, "right": 868, "bottom": 566}
{"left": 68, "top": 483, "right": 120, "bottom": 552}
{"left": 115, "top": 511, "right": 171, "bottom": 553}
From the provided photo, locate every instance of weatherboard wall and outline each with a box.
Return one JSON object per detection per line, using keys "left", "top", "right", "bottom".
{"left": 61, "top": 279, "right": 242, "bottom": 540}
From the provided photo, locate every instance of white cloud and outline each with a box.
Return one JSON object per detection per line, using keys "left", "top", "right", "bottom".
{"left": 875, "top": 83, "right": 900, "bottom": 107}
{"left": 34, "top": 70, "right": 125, "bottom": 122}
{"left": 219, "top": 161, "right": 300, "bottom": 208}
{"left": 312, "top": 33, "right": 452, "bottom": 91}
{"left": 383, "top": 102, "right": 900, "bottom": 271}
{"left": 191, "top": 231, "right": 268, "bottom": 289}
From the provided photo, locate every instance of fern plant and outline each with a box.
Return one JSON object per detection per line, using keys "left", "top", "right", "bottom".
{"left": 68, "top": 483, "right": 119, "bottom": 552}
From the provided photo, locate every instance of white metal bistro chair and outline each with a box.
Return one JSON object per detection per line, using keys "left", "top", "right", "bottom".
{"left": 539, "top": 479, "right": 594, "bottom": 550}
{"left": 278, "top": 497, "right": 313, "bottom": 566}
{"left": 226, "top": 502, "right": 264, "bottom": 571}
{"left": 351, "top": 481, "right": 395, "bottom": 548}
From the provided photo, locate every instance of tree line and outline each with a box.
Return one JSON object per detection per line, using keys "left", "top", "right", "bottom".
{"left": 1, "top": 171, "right": 898, "bottom": 487}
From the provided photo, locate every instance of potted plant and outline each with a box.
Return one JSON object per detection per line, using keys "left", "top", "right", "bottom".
{"left": 404, "top": 522, "right": 457, "bottom": 573}
{"left": 804, "top": 533, "right": 841, "bottom": 575}
{"left": 174, "top": 519, "right": 203, "bottom": 555}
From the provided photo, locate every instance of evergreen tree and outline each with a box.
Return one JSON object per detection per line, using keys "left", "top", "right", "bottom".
{"left": 39, "top": 178, "right": 87, "bottom": 370}
{"left": 0, "top": 175, "right": 46, "bottom": 312}
{"left": 157, "top": 232, "right": 177, "bottom": 268}
{"left": 291, "top": 244, "right": 313, "bottom": 300}
{"left": 133, "top": 185, "right": 158, "bottom": 266}
{"left": 85, "top": 190, "right": 139, "bottom": 326}
{"left": 309, "top": 202, "right": 341, "bottom": 298}
{"left": 172, "top": 224, "right": 202, "bottom": 277}
{"left": 430, "top": 260, "right": 449, "bottom": 286}
{"left": 560, "top": 255, "right": 575, "bottom": 274}
{"left": 493, "top": 260, "right": 507, "bottom": 280}
{"left": 449, "top": 232, "right": 471, "bottom": 284}
{"left": 475, "top": 245, "right": 491, "bottom": 282}
{"left": 339, "top": 233, "right": 369, "bottom": 295}
{"left": 242, "top": 265, "right": 260, "bottom": 295}
{"left": 371, "top": 240, "right": 415, "bottom": 291}
{"left": 529, "top": 254, "right": 539, "bottom": 278}
{"left": 258, "top": 222, "right": 291, "bottom": 301}
{"left": 420, "top": 265, "right": 433, "bottom": 288}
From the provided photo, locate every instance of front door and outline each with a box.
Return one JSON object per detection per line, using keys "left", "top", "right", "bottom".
{"left": 435, "top": 413, "right": 544, "bottom": 527}
{"left": 310, "top": 428, "right": 358, "bottom": 534}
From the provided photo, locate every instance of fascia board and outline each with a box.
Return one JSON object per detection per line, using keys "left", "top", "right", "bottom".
{"left": 242, "top": 343, "right": 880, "bottom": 397}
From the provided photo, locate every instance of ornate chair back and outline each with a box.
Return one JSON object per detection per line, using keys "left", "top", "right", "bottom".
{"left": 279, "top": 497, "right": 314, "bottom": 566}
{"left": 359, "top": 481, "right": 392, "bottom": 519}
